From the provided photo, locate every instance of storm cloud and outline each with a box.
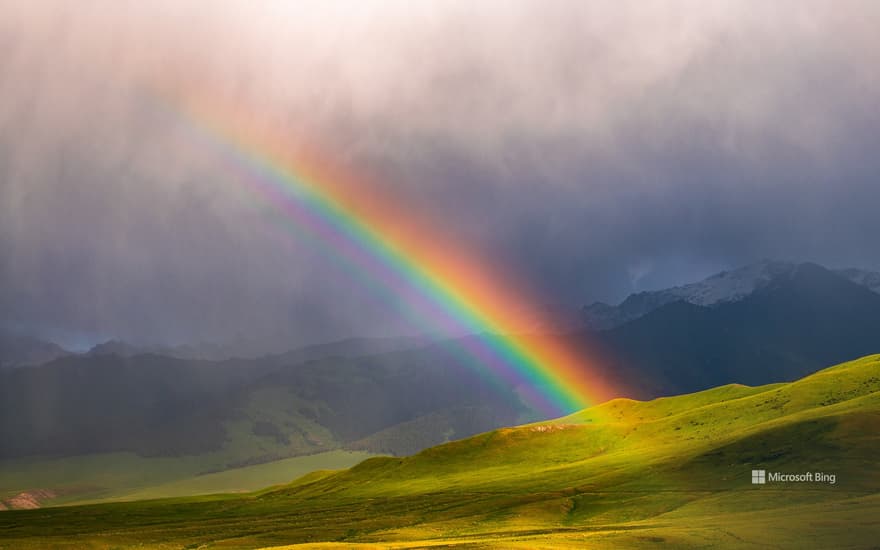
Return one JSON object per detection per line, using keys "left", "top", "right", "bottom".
{"left": 2, "top": 1, "right": 879, "bottom": 349}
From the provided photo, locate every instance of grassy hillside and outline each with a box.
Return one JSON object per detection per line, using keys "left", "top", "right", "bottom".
{"left": 1, "top": 355, "right": 878, "bottom": 548}
{"left": 110, "top": 451, "right": 376, "bottom": 502}
{"left": 0, "top": 450, "right": 375, "bottom": 508}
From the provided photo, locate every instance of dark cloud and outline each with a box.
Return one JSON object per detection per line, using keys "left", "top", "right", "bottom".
{"left": 2, "top": 1, "right": 879, "bottom": 349}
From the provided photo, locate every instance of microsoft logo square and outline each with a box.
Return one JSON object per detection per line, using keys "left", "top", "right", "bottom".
{"left": 751, "top": 469, "right": 766, "bottom": 484}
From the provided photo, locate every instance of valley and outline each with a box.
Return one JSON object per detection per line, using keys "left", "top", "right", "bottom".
{"left": 1, "top": 355, "right": 878, "bottom": 548}
{"left": 3, "top": 261, "right": 880, "bottom": 516}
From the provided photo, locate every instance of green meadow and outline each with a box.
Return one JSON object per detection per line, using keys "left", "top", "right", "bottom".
{"left": 1, "top": 355, "right": 879, "bottom": 549}
{"left": 0, "top": 450, "right": 375, "bottom": 506}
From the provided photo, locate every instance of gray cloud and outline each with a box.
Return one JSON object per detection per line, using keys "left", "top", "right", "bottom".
{"left": 2, "top": 1, "right": 879, "bottom": 349}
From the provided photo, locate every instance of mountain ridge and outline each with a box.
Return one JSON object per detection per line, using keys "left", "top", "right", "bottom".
{"left": 594, "top": 261, "right": 880, "bottom": 396}
{"left": 3, "top": 261, "right": 879, "bottom": 465}
{"left": 0, "top": 331, "right": 71, "bottom": 369}
{"left": 583, "top": 259, "right": 880, "bottom": 329}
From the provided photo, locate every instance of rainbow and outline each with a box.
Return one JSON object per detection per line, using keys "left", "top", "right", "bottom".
{"left": 161, "top": 89, "right": 619, "bottom": 416}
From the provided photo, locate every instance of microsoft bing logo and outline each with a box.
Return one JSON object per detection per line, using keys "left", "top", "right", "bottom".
{"left": 749, "top": 469, "right": 836, "bottom": 485}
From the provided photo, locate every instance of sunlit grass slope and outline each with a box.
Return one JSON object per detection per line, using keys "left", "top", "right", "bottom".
{"left": 0, "top": 448, "right": 374, "bottom": 508}
{"left": 1, "top": 355, "right": 878, "bottom": 549}
{"left": 0, "top": 382, "right": 367, "bottom": 507}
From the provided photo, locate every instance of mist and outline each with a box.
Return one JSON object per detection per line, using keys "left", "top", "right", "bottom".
{"left": 2, "top": 0, "right": 879, "bottom": 349}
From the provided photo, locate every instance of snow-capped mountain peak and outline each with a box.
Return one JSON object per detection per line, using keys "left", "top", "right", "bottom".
{"left": 582, "top": 260, "right": 880, "bottom": 330}
{"left": 834, "top": 268, "right": 880, "bottom": 295}
{"left": 662, "top": 259, "right": 796, "bottom": 306}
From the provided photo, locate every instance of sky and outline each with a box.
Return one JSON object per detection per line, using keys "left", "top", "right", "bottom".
{"left": 1, "top": 1, "right": 879, "bottom": 350}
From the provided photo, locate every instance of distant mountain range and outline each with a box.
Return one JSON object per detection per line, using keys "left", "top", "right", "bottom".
{"left": 84, "top": 335, "right": 433, "bottom": 363}
{"left": 0, "top": 340, "right": 524, "bottom": 462}
{"left": 4, "top": 259, "right": 877, "bottom": 369}
{"left": 591, "top": 261, "right": 880, "bottom": 397}
{"left": 0, "top": 332, "right": 71, "bottom": 369}
{"left": 0, "top": 332, "right": 433, "bottom": 369}
{"left": 1, "top": 260, "right": 878, "bottom": 465}
{"left": 583, "top": 259, "right": 880, "bottom": 329}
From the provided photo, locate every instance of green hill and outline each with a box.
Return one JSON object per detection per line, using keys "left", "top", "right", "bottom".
{"left": 0, "top": 450, "right": 377, "bottom": 509}
{"left": 1, "top": 355, "right": 879, "bottom": 549}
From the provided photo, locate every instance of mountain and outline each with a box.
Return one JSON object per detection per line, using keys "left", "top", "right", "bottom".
{"left": 0, "top": 331, "right": 71, "bottom": 369}
{"left": 265, "top": 335, "right": 435, "bottom": 365}
{"left": 83, "top": 335, "right": 433, "bottom": 362}
{"left": 86, "top": 339, "right": 145, "bottom": 357}
{"left": 0, "top": 339, "right": 526, "bottom": 463}
{"left": 83, "top": 338, "right": 267, "bottom": 361}
{"left": 593, "top": 262, "right": 880, "bottom": 396}
{"left": 2, "top": 355, "right": 878, "bottom": 547}
{"left": 836, "top": 266, "right": 880, "bottom": 294}
{"left": 583, "top": 259, "right": 880, "bottom": 329}
{"left": 0, "top": 354, "right": 272, "bottom": 459}
{"left": 2, "top": 262, "right": 879, "bottom": 465}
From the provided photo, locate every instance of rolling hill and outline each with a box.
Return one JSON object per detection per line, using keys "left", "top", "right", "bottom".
{"left": 0, "top": 343, "right": 527, "bottom": 506}
{"left": 1, "top": 355, "right": 878, "bottom": 548}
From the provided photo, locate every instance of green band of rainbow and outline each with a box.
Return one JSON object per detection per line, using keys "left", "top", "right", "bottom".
{"left": 163, "top": 89, "right": 619, "bottom": 416}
